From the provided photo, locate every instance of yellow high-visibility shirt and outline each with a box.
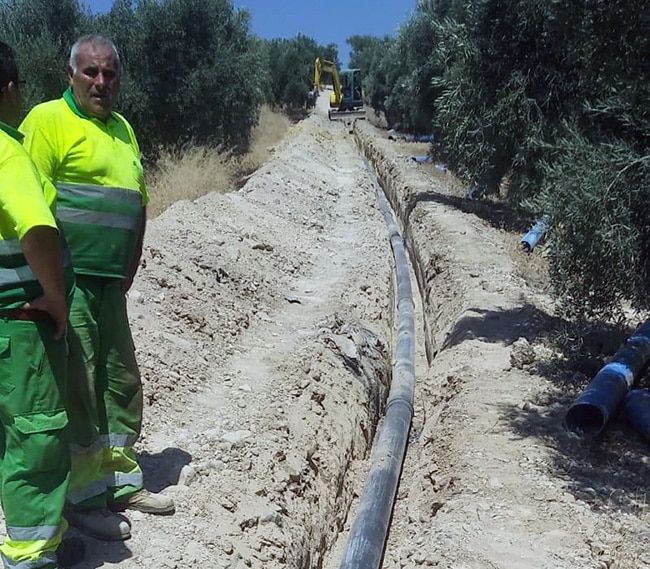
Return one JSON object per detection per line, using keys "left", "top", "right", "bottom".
{"left": 0, "top": 121, "right": 74, "bottom": 308}
{"left": 0, "top": 121, "right": 57, "bottom": 239}
{"left": 20, "top": 89, "right": 149, "bottom": 279}
{"left": 20, "top": 89, "right": 149, "bottom": 204}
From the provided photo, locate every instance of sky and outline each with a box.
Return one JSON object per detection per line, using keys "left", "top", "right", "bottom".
{"left": 83, "top": 0, "right": 417, "bottom": 66}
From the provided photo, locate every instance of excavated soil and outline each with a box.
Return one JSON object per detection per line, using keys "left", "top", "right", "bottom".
{"left": 15, "top": 95, "right": 650, "bottom": 568}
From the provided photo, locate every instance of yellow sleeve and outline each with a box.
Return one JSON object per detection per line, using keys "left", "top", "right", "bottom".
{"left": 19, "top": 105, "right": 61, "bottom": 183}
{"left": 0, "top": 152, "right": 57, "bottom": 240}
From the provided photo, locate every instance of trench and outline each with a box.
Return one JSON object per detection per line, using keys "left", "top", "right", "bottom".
{"left": 353, "top": 121, "right": 465, "bottom": 362}
{"left": 217, "top": 113, "right": 470, "bottom": 569}
{"left": 297, "top": 118, "right": 466, "bottom": 569}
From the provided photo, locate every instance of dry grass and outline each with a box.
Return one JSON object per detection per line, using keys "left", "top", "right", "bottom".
{"left": 240, "top": 104, "right": 292, "bottom": 176}
{"left": 505, "top": 232, "right": 551, "bottom": 292}
{"left": 147, "top": 105, "right": 292, "bottom": 218}
{"left": 146, "top": 145, "right": 234, "bottom": 217}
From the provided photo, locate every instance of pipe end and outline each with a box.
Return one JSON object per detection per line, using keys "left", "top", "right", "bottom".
{"left": 565, "top": 403, "right": 607, "bottom": 438}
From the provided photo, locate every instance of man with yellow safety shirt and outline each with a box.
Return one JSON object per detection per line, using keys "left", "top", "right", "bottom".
{"left": 21, "top": 35, "right": 174, "bottom": 542}
{"left": 0, "top": 41, "right": 84, "bottom": 569}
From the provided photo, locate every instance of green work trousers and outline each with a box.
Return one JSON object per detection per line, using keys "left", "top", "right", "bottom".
{"left": 66, "top": 276, "right": 143, "bottom": 509}
{"left": 0, "top": 318, "right": 70, "bottom": 569}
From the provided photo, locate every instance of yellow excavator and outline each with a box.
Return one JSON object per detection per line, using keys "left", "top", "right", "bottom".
{"left": 314, "top": 57, "right": 365, "bottom": 121}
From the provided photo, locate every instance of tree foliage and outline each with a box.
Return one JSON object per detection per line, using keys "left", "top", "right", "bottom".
{"left": 0, "top": 0, "right": 333, "bottom": 154}
{"left": 0, "top": 0, "right": 86, "bottom": 108}
{"left": 262, "top": 35, "right": 337, "bottom": 112}
{"left": 348, "top": 0, "right": 650, "bottom": 319}
{"left": 347, "top": 35, "right": 393, "bottom": 121}
{"left": 95, "top": 0, "right": 266, "bottom": 153}
{"left": 535, "top": 136, "right": 650, "bottom": 320}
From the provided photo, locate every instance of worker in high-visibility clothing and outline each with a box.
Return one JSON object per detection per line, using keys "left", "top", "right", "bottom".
{"left": 20, "top": 34, "right": 174, "bottom": 542}
{"left": 0, "top": 41, "right": 85, "bottom": 569}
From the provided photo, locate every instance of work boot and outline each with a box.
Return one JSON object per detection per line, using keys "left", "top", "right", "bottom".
{"left": 64, "top": 507, "right": 131, "bottom": 541}
{"left": 56, "top": 537, "right": 85, "bottom": 568}
{"left": 112, "top": 489, "right": 175, "bottom": 515}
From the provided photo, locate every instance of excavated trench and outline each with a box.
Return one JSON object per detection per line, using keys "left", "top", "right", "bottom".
{"left": 290, "top": 118, "right": 470, "bottom": 569}
{"left": 114, "top": 106, "right": 500, "bottom": 569}
{"left": 71, "top": 100, "right": 649, "bottom": 569}
{"left": 354, "top": 121, "right": 466, "bottom": 364}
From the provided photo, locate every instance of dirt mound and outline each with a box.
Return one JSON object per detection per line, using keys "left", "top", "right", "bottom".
{"left": 24, "top": 96, "right": 650, "bottom": 569}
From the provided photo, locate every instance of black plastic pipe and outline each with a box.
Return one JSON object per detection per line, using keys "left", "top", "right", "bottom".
{"left": 338, "top": 162, "right": 415, "bottom": 569}
{"left": 621, "top": 389, "right": 650, "bottom": 442}
{"left": 565, "top": 320, "right": 650, "bottom": 437}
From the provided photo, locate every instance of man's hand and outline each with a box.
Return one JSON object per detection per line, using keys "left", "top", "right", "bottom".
{"left": 20, "top": 226, "right": 68, "bottom": 340}
{"left": 22, "top": 293, "right": 67, "bottom": 340}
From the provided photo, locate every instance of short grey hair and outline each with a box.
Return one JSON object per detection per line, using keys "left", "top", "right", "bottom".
{"left": 69, "top": 34, "right": 120, "bottom": 75}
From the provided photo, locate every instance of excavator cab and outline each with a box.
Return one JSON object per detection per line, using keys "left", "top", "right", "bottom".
{"left": 337, "top": 69, "right": 363, "bottom": 110}
{"left": 328, "top": 68, "right": 364, "bottom": 120}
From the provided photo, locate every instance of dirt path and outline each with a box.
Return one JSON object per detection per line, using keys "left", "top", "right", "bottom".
{"left": 58, "top": 95, "right": 650, "bottom": 568}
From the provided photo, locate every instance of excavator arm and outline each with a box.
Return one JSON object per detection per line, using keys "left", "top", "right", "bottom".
{"left": 314, "top": 57, "right": 343, "bottom": 106}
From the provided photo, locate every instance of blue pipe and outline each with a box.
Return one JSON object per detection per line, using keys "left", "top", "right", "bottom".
{"left": 338, "top": 160, "right": 416, "bottom": 569}
{"left": 521, "top": 215, "right": 550, "bottom": 252}
{"left": 411, "top": 155, "right": 431, "bottom": 163}
{"left": 565, "top": 320, "right": 650, "bottom": 437}
{"left": 621, "top": 389, "right": 650, "bottom": 442}
{"left": 405, "top": 134, "right": 434, "bottom": 142}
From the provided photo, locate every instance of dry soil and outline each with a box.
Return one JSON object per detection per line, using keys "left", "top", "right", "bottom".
{"left": 56, "top": 94, "right": 650, "bottom": 568}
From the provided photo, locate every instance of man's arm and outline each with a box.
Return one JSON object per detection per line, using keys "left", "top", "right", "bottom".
{"left": 123, "top": 207, "right": 146, "bottom": 294}
{"left": 20, "top": 226, "right": 67, "bottom": 340}
{"left": 20, "top": 106, "right": 60, "bottom": 181}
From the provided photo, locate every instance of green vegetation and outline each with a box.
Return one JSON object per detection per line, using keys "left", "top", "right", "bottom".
{"left": 265, "top": 35, "right": 337, "bottom": 113}
{"left": 2, "top": 0, "right": 647, "bottom": 319}
{"left": 0, "top": 0, "right": 337, "bottom": 155}
{"left": 349, "top": 0, "right": 649, "bottom": 320}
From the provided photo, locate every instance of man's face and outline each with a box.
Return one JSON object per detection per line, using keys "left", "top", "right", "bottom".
{"left": 68, "top": 42, "right": 119, "bottom": 120}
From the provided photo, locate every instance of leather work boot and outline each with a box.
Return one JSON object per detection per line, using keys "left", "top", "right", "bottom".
{"left": 64, "top": 507, "right": 131, "bottom": 541}
{"left": 56, "top": 536, "right": 86, "bottom": 568}
{"left": 112, "top": 489, "right": 175, "bottom": 515}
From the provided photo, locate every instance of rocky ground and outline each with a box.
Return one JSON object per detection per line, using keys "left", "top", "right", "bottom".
{"left": 29, "top": 95, "right": 650, "bottom": 568}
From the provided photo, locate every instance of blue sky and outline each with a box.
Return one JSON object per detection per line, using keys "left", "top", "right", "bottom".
{"left": 82, "top": 0, "right": 416, "bottom": 66}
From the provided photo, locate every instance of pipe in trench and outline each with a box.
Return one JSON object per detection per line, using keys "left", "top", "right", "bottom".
{"left": 338, "top": 161, "right": 415, "bottom": 569}
{"left": 565, "top": 319, "right": 650, "bottom": 437}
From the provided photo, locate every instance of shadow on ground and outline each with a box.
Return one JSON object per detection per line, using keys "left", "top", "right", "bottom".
{"left": 499, "top": 397, "right": 650, "bottom": 516}
{"left": 438, "top": 295, "right": 650, "bottom": 515}
{"left": 69, "top": 447, "right": 192, "bottom": 569}
{"left": 404, "top": 189, "right": 533, "bottom": 234}
{"left": 137, "top": 446, "right": 192, "bottom": 491}
{"left": 442, "top": 303, "right": 563, "bottom": 351}
{"left": 394, "top": 155, "right": 650, "bottom": 517}
{"left": 447, "top": 300, "right": 650, "bottom": 515}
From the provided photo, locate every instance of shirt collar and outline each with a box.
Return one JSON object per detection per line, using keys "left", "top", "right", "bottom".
{"left": 0, "top": 120, "right": 24, "bottom": 142}
{"left": 63, "top": 87, "right": 116, "bottom": 122}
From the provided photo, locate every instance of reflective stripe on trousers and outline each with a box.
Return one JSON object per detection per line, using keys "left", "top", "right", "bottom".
{"left": 0, "top": 319, "right": 69, "bottom": 569}
{"left": 68, "top": 445, "right": 143, "bottom": 506}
